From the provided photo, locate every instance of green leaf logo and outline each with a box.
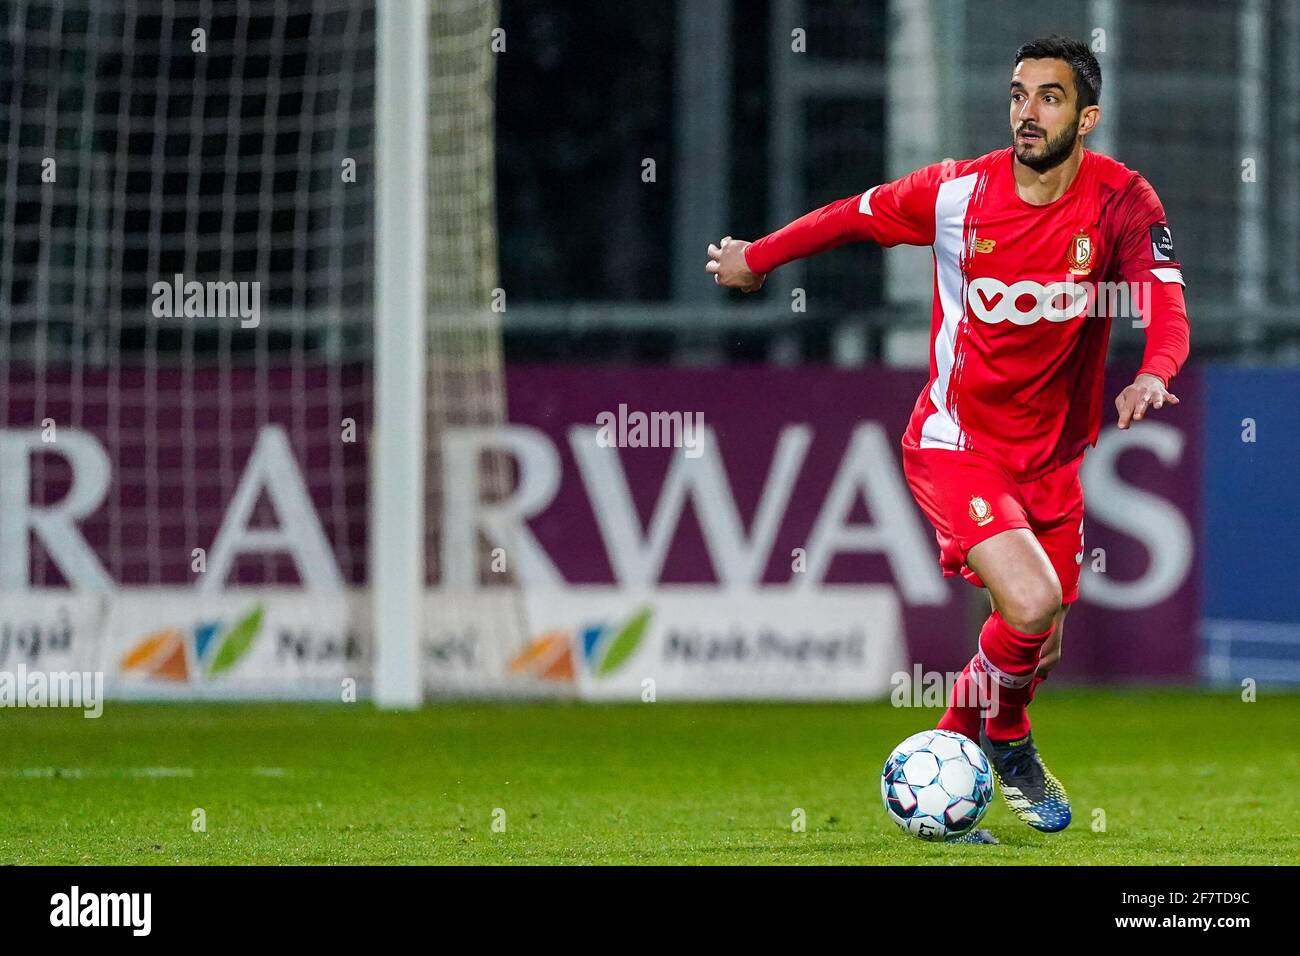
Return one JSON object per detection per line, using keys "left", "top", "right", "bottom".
{"left": 596, "top": 607, "right": 650, "bottom": 676}
{"left": 209, "top": 605, "right": 264, "bottom": 676}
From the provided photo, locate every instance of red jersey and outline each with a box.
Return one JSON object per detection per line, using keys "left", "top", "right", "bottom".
{"left": 744, "top": 147, "right": 1190, "bottom": 480}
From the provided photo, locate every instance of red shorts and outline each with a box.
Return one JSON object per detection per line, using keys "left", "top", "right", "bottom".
{"left": 902, "top": 445, "right": 1086, "bottom": 605}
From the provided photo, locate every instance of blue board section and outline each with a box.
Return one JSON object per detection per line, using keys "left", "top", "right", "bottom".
{"left": 1202, "top": 366, "right": 1300, "bottom": 684}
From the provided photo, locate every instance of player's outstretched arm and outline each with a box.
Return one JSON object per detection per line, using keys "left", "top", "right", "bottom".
{"left": 706, "top": 166, "right": 942, "bottom": 293}
{"left": 1112, "top": 178, "right": 1190, "bottom": 430}
{"left": 1115, "top": 281, "right": 1189, "bottom": 429}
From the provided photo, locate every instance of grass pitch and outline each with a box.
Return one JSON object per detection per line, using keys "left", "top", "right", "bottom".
{"left": 1, "top": 689, "right": 1296, "bottom": 865}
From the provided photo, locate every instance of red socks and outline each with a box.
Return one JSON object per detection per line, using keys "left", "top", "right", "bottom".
{"left": 935, "top": 656, "right": 983, "bottom": 741}
{"left": 1026, "top": 673, "right": 1047, "bottom": 704}
{"left": 936, "top": 611, "right": 1054, "bottom": 743}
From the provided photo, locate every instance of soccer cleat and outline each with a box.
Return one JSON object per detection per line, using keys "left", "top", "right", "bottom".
{"left": 980, "top": 729, "right": 1071, "bottom": 833}
{"left": 945, "top": 827, "right": 999, "bottom": 845}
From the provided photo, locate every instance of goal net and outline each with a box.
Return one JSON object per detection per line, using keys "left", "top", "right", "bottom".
{"left": 424, "top": 0, "right": 533, "bottom": 696}
{"left": 0, "top": 0, "right": 529, "bottom": 701}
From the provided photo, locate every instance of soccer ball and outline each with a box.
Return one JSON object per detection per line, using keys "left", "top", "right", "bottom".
{"left": 880, "top": 729, "right": 995, "bottom": 841}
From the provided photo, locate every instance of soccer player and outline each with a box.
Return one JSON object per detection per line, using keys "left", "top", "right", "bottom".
{"left": 706, "top": 35, "right": 1189, "bottom": 835}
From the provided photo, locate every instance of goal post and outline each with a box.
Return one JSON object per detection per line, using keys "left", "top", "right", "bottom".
{"left": 375, "top": 0, "right": 519, "bottom": 706}
{"left": 372, "top": 0, "right": 429, "bottom": 709}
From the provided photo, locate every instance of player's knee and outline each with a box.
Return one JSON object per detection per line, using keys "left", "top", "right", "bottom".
{"left": 998, "top": 578, "right": 1062, "bottom": 635}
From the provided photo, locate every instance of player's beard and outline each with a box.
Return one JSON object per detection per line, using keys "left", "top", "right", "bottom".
{"left": 1013, "top": 121, "right": 1078, "bottom": 173}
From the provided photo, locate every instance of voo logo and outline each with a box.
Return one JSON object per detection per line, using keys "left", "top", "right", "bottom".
{"left": 968, "top": 277, "right": 1089, "bottom": 325}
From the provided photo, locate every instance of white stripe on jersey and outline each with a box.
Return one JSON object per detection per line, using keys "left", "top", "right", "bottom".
{"left": 1151, "top": 266, "right": 1184, "bottom": 285}
{"left": 858, "top": 185, "right": 880, "bottom": 216}
{"left": 921, "top": 172, "right": 979, "bottom": 451}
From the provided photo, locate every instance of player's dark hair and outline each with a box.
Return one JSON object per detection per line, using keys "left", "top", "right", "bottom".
{"left": 1015, "top": 35, "right": 1101, "bottom": 110}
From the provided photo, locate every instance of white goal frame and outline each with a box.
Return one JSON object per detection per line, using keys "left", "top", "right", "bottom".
{"left": 371, "top": 0, "right": 429, "bottom": 708}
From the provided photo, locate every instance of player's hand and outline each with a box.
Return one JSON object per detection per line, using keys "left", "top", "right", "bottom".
{"left": 1115, "top": 372, "right": 1179, "bottom": 429}
{"left": 705, "top": 236, "right": 765, "bottom": 293}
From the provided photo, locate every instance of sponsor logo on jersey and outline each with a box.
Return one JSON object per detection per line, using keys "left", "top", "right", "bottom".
{"left": 968, "top": 277, "right": 1090, "bottom": 325}
{"left": 973, "top": 237, "right": 996, "bottom": 254}
{"left": 1150, "top": 223, "right": 1176, "bottom": 262}
{"left": 968, "top": 495, "right": 994, "bottom": 527}
{"left": 1067, "top": 231, "right": 1094, "bottom": 275}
